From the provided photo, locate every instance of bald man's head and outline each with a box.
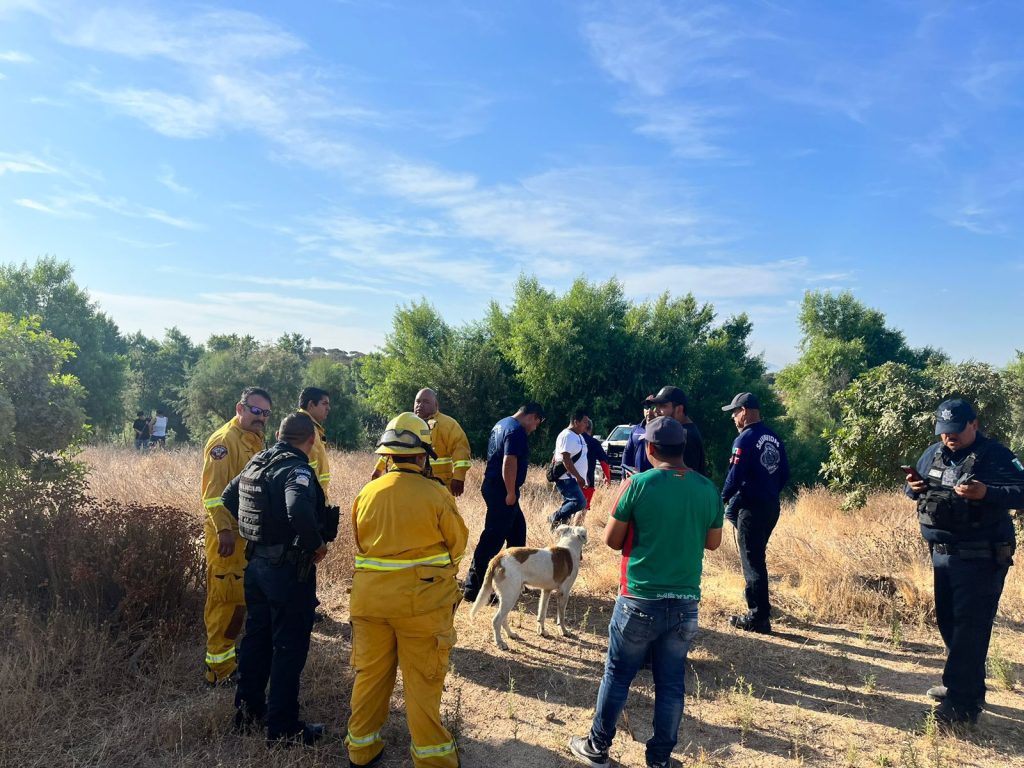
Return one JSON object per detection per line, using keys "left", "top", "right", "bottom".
{"left": 414, "top": 388, "right": 439, "bottom": 419}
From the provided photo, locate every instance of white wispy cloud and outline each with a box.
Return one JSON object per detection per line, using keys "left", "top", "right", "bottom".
{"left": 0, "top": 151, "right": 58, "bottom": 175}
{"left": 13, "top": 187, "right": 199, "bottom": 229}
{"left": 156, "top": 165, "right": 191, "bottom": 195}
{"left": 620, "top": 257, "right": 809, "bottom": 300}
{"left": 0, "top": 50, "right": 33, "bottom": 63}
{"left": 156, "top": 265, "right": 414, "bottom": 299}
{"left": 14, "top": 197, "right": 79, "bottom": 217}
{"left": 90, "top": 289, "right": 384, "bottom": 352}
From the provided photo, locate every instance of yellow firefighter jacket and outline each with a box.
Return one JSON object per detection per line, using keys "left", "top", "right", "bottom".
{"left": 298, "top": 408, "right": 331, "bottom": 496}
{"left": 201, "top": 416, "right": 265, "bottom": 532}
{"left": 374, "top": 411, "right": 471, "bottom": 486}
{"left": 351, "top": 461, "right": 469, "bottom": 618}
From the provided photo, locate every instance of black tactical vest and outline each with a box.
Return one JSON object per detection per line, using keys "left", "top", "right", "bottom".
{"left": 237, "top": 451, "right": 305, "bottom": 543}
{"left": 916, "top": 442, "right": 1001, "bottom": 532}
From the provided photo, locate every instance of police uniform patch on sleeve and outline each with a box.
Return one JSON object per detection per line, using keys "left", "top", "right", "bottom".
{"left": 210, "top": 445, "right": 228, "bottom": 460}
{"left": 294, "top": 468, "right": 311, "bottom": 486}
{"left": 1013, "top": 458, "right": 1024, "bottom": 473}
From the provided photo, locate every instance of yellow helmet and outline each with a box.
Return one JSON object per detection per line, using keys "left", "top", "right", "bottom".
{"left": 375, "top": 412, "right": 437, "bottom": 458}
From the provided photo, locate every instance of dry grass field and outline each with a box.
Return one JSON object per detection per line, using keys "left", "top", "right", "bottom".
{"left": 3, "top": 445, "right": 1023, "bottom": 768}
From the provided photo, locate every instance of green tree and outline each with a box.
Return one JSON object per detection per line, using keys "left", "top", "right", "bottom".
{"left": 180, "top": 338, "right": 306, "bottom": 439}
{"left": 0, "top": 313, "right": 86, "bottom": 466}
{"left": 304, "top": 356, "right": 370, "bottom": 450}
{"left": 123, "top": 328, "right": 202, "bottom": 442}
{"left": 1004, "top": 351, "right": 1024, "bottom": 456}
{"left": 0, "top": 258, "right": 127, "bottom": 433}
{"left": 776, "top": 290, "right": 942, "bottom": 486}
{"left": 823, "top": 360, "right": 1015, "bottom": 507}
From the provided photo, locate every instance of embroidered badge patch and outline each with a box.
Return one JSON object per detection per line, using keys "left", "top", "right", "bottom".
{"left": 294, "top": 474, "right": 310, "bottom": 486}
{"left": 210, "top": 445, "right": 228, "bottom": 460}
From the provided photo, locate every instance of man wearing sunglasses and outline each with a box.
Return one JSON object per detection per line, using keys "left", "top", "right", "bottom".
{"left": 621, "top": 397, "right": 658, "bottom": 478}
{"left": 200, "top": 386, "right": 273, "bottom": 685}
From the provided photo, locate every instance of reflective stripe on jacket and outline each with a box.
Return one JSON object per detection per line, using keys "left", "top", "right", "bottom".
{"left": 350, "top": 462, "right": 469, "bottom": 618}
{"left": 201, "top": 416, "right": 264, "bottom": 533}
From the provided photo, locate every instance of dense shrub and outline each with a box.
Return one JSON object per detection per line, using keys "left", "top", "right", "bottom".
{"left": 0, "top": 469, "right": 203, "bottom": 637}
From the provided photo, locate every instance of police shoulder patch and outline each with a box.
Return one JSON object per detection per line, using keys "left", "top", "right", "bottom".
{"left": 210, "top": 445, "right": 228, "bottom": 460}
{"left": 294, "top": 473, "right": 310, "bottom": 486}
{"left": 1013, "top": 457, "right": 1024, "bottom": 473}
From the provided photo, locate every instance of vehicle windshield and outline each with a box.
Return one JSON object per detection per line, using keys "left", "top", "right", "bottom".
{"left": 607, "top": 425, "right": 633, "bottom": 442}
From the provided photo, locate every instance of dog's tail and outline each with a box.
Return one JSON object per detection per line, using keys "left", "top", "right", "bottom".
{"left": 470, "top": 555, "right": 502, "bottom": 620}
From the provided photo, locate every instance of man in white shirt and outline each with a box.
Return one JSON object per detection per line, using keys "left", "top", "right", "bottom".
{"left": 548, "top": 409, "right": 590, "bottom": 530}
{"left": 150, "top": 409, "right": 169, "bottom": 447}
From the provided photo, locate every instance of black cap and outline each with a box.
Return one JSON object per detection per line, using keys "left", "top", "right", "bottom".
{"left": 644, "top": 416, "right": 687, "bottom": 447}
{"left": 647, "top": 386, "right": 688, "bottom": 410}
{"left": 721, "top": 392, "right": 760, "bottom": 412}
{"left": 934, "top": 398, "right": 976, "bottom": 435}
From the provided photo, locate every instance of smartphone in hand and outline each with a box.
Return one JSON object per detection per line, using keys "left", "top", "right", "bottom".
{"left": 900, "top": 464, "right": 924, "bottom": 483}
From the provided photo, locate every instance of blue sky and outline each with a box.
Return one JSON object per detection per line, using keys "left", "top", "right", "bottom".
{"left": 0, "top": 1, "right": 1021, "bottom": 367}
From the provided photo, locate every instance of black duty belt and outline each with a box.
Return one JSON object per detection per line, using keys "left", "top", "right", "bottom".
{"left": 932, "top": 542, "right": 992, "bottom": 559}
{"left": 249, "top": 543, "right": 306, "bottom": 563}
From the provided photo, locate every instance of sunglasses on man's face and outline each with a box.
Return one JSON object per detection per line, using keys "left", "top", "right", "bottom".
{"left": 242, "top": 403, "right": 272, "bottom": 418}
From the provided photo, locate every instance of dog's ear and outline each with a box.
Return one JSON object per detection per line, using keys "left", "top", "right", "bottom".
{"left": 553, "top": 524, "right": 569, "bottom": 539}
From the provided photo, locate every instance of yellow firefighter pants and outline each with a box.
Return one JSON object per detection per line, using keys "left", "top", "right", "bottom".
{"left": 203, "top": 517, "right": 247, "bottom": 683}
{"left": 346, "top": 607, "right": 458, "bottom": 768}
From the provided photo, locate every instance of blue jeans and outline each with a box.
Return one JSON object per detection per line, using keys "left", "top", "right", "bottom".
{"left": 235, "top": 553, "right": 318, "bottom": 738}
{"left": 552, "top": 476, "right": 586, "bottom": 525}
{"left": 933, "top": 547, "right": 1008, "bottom": 714}
{"left": 590, "top": 595, "right": 699, "bottom": 764}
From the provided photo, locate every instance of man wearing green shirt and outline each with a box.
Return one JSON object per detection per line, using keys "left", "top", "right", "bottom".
{"left": 570, "top": 417, "right": 723, "bottom": 768}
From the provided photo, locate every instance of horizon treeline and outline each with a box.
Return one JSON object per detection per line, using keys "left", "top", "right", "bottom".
{"left": 2, "top": 257, "right": 1022, "bottom": 505}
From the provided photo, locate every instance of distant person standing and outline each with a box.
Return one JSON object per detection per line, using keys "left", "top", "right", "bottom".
{"left": 548, "top": 410, "right": 590, "bottom": 529}
{"left": 149, "top": 409, "right": 169, "bottom": 447}
{"left": 298, "top": 387, "right": 332, "bottom": 497}
{"left": 720, "top": 392, "right": 789, "bottom": 634}
{"left": 199, "top": 387, "right": 272, "bottom": 684}
{"left": 462, "top": 403, "right": 545, "bottom": 603}
{"left": 581, "top": 418, "right": 611, "bottom": 510}
{"left": 649, "top": 386, "right": 707, "bottom": 477}
{"left": 569, "top": 417, "right": 723, "bottom": 768}
{"left": 132, "top": 410, "right": 150, "bottom": 450}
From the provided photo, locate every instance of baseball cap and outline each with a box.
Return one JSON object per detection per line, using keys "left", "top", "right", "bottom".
{"left": 647, "top": 386, "right": 688, "bottom": 409}
{"left": 934, "top": 398, "right": 976, "bottom": 435}
{"left": 721, "top": 392, "right": 760, "bottom": 412}
{"left": 644, "top": 416, "right": 687, "bottom": 447}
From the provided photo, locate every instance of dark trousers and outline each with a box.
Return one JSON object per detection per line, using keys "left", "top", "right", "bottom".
{"left": 933, "top": 547, "right": 1008, "bottom": 714}
{"left": 235, "top": 554, "right": 317, "bottom": 738}
{"left": 462, "top": 480, "right": 526, "bottom": 600}
{"left": 732, "top": 500, "right": 780, "bottom": 622}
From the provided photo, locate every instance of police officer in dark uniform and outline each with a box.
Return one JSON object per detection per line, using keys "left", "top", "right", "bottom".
{"left": 905, "top": 398, "right": 1023, "bottom": 727}
{"left": 721, "top": 392, "right": 789, "bottom": 634}
{"left": 222, "top": 412, "right": 340, "bottom": 745}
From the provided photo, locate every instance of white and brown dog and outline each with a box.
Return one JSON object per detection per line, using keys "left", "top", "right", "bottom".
{"left": 470, "top": 525, "right": 588, "bottom": 650}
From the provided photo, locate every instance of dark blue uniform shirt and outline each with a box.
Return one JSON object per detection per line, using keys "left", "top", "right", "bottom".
{"left": 622, "top": 421, "right": 707, "bottom": 477}
{"left": 722, "top": 421, "right": 789, "bottom": 505}
{"left": 906, "top": 433, "right": 1024, "bottom": 544}
{"left": 484, "top": 416, "right": 530, "bottom": 489}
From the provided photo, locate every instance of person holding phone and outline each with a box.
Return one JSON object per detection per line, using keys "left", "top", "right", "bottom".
{"left": 905, "top": 398, "right": 1024, "bottom": 727}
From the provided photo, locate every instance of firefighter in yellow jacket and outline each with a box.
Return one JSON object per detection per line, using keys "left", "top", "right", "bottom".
{"left": 298, "top": 386, "right": 332, "bottom": 498}
{"left": 371, "top": 388, "right": 472, "bottom": 496}
{"left": 199, "top": 386, "right": 271, "bottom": 684}
{"left": 347, "top": 412, "right": 469, "bottom": 768}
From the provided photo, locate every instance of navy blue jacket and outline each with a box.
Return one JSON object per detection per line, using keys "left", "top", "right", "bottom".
{"left": 906, "top": 433, "right": 1024, "bottom": 544}
{"left": 722, "top": 421, "right": 789, "bottom": 506}
{"left": 623, "top": 420, "right": 707, "bottom": 477}
{"left": 582, "top": 432, "right": 610, "bottom": 487}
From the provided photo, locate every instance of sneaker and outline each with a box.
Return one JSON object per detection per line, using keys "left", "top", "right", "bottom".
{"left": 729, "top": 613, "right": 771, "bottom": 634}
{"left": 569, "top": 735, "right": 609, "bottom": 767}
{"left": 926, "top": 685, "right": 947, "bottom": 701}
{"left": 647, "top": 761, "right": 671, "bottom": 768}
